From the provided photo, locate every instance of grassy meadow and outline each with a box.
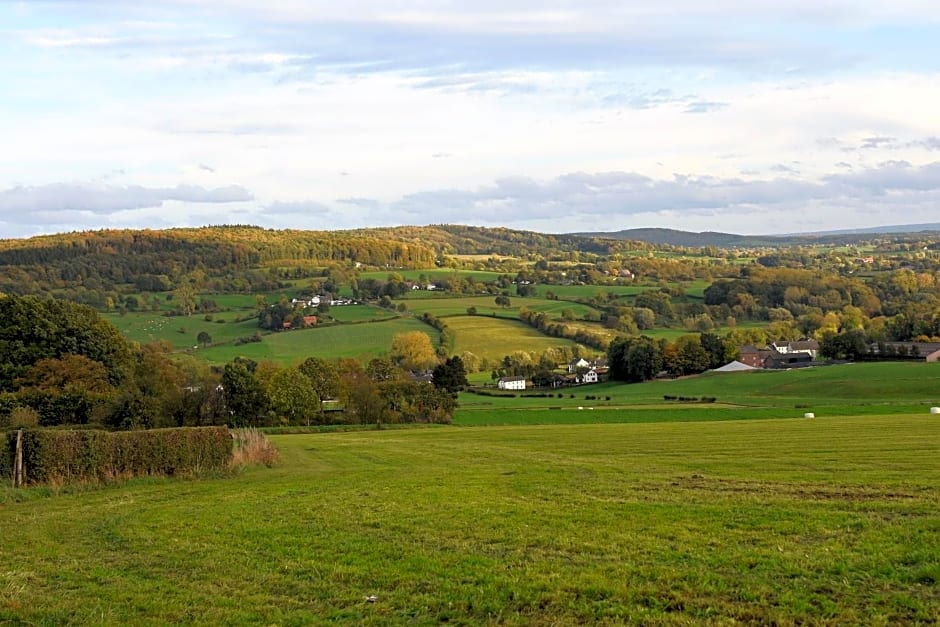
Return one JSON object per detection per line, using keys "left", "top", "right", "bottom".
{"left": 457, "top": 362, "right": 940, "bottom": 425}
{"left": 194, "top": 317, "right": 437, "bottom": 366}
{"left": 2, "top": 415, "right": 938, "bottom": 624}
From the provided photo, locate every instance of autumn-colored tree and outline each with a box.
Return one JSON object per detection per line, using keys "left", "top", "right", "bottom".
{"left": 390, "top": 331, "right": 437, "bottom": 372}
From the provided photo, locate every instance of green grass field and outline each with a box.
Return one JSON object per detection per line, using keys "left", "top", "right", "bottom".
{"left": 359, "top": 269, "right": 503, "bottom": 283}
{"left": 105, "top": 311, "right": 262, "bottom": 349}
{"left": 2, "top": 415, "right": 938, "bottom": 624}
{"left": 457, "top": 362, "right": 940, "bottom": 425}
{"left": 401, "top": 295, "right": 590, "bottom": 318}
{"left": 195, "top": 318, "right": 437, "bottom": 365}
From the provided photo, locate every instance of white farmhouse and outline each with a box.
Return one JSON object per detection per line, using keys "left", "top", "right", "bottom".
{"left": 497, "top": 376, "right": 526, "bottom": 391}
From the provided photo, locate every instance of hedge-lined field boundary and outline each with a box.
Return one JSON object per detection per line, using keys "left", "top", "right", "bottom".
{"left": 1, "top": 427, "right": 232, "bottom": 486}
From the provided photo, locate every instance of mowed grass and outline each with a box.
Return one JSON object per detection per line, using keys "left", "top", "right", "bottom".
{"left": 195, "top": 318, "right": 437, "bottom": 365}
{"left": 447, "top": 316, "right": 590, "bottom": 363}
{"left": 2, "top": 416, "right": 938, "bottom": 624}
{"left": 457, "top": 362, "right": 940, "bottom": 425}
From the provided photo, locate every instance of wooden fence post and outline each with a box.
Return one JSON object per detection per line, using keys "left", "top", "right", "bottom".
{"left": 14, "top": 428, "right": 24, "bottom": 488}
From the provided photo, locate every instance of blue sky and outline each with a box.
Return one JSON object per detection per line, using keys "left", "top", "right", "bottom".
{"left": 2, "top": 0, "right": 940, "bottom": 237}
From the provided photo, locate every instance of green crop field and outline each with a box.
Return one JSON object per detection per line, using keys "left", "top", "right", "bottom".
{"left": 194, "top": 318, "right": 438, "bottom": 365}
{"left": 2, "top": 415, "right": 938, "bottom": 624}
{"left": 456, "top": 362, "right": 940, "bottom": 425}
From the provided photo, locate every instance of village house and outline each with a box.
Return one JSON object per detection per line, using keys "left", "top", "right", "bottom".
{"left": 579, "top": 369, "right": 599, "bottom": 384}
{"left": 739, "top": 342, "right": 817, "bottom": 369}
{"left": 770, "top": 340, "right": 820, "bottom": 361}
{"left": 497, "top": 376, "right": 526, "bottom": 391}
{"left": 568, "top": 358, "right": 590, "bottom": 373}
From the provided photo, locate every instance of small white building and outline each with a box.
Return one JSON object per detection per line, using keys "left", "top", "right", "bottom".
{"left": 498, "top": 376, "right": 526, "bottom": 391}
{"left": 580, "top": 369, "right": 599, "bottom": 384}
{"left": 568, "top": 358, "right": 590, "bottom": 373}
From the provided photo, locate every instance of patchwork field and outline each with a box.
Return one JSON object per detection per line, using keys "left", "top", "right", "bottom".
{"left": 2, "top": 415, "right": 938, "bottom": 624}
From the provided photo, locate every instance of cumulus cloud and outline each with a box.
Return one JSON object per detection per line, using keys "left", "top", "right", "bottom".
{"left": 0, "top": 183, "right": 253, "bottom": 215}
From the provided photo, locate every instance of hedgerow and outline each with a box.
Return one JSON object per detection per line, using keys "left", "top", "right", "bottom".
{"left": 1, "top": 427, "right": 232, "bottom": 485}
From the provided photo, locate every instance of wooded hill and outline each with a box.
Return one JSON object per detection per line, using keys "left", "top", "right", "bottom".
{"left": 0, "top": 224, "right": 668, "bottom": 298}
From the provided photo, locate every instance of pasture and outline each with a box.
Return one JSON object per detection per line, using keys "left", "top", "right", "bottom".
{"left": 403, "top": 295, "right": 599, "bottom": 319}
{"left": 105, "top": 311, "right": 261, "bottom": 349}
{"left": 1, "top": 415, "right": 938, "bottom": 624}
{"left": 457, "top": 362, "right": 940, "bottom": 425}
{"left": 194, "top": 318, "right": 436, "bottom": 365}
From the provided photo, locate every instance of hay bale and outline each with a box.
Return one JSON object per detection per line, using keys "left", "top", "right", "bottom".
{"left": 804, "top": 412, "right": 815, "bottom": 418}
{"left": 930, "top": 407, "right": 940, "bottom": 414}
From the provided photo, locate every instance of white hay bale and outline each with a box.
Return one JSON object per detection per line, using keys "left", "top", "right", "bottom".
{"left": 804, "top": 412, "right": 815, "bottom": 419}
{"left": 930, "top": 407, "right": 940, "bottom": 414}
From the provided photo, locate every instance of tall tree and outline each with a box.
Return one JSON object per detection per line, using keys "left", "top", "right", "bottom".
{"left": 432, "top": 355, "right": 469, "bottom": 393}
{"left": 267, "top": 367, "right": 319, "bottom": 426}
{"left": 221, "top": 361, "right": 269, "bottom": 426}
{"left": 390, "top": 331, "right": 437, "bottom": 372}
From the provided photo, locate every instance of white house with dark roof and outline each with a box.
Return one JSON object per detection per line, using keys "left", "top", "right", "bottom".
{"left": 497, "top": 376, "right": 526, "bottom": 390}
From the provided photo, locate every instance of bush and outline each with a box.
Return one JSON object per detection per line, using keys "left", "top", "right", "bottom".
{"left": 3, "top": 427, "right": 232, "bottom": 486}
{"left": 230, "top": 428, "right": 278, "bottom": 468}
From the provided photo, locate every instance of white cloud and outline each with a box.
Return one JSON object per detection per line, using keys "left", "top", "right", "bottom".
{"left": 0, "top": 183, "right": 253, "bottom": 214}
{"left": 2, "top": 2, "right": 939, "bottom": 237}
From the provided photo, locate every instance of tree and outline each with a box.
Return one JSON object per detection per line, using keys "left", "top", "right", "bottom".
{"left": 608, "top": 336, "right": 663, "bottom": 383}
{"left": 699, "top": 333, "right": 727, "bottom": 370}
{"left": 495, "top": 295, "right": 511, "bottom": 308}
{"left": 221, "top": 361, "right": 269, "bottom": 426}
{"left": 820, "top": 329, "right": 868, "bottom": 360}
{"left": 366, "top": 357, "right": 404, "bottom": 382}
{"left": 298, "top": 357, "right": 340, "bottom": 410}
{"left": 390, "top": 331, "right": 437, "bottom": 372}
{"left": 632, "top": 307, "right": 657, "bottom": 330}
{"left": 173, "top": 284, "right": 197, "bottom": 316}
{"left": 267, "top": 367, "right": 319, "bottom": 426}
{"left": 671, "top": 335, "right": 710, "bottom": 376}
{"left": 0, "top": 295, "right": 134, "bottom": 392}
{"left": 196, "top": 331, "right": 212, "bottom": 346}
{"left": 432, "top": 356, "right": 469, "bottom": 393}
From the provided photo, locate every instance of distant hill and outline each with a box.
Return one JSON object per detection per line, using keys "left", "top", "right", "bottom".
{"left": 571, "top": 223, "right": 940, "bottom": 247}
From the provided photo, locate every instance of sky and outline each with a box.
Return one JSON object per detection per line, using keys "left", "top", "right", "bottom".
{"left": 2, "top": 1, "right": 940, "bottom": 238}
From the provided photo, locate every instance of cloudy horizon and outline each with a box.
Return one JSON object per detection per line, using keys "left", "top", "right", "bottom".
{"left": 2, "top": 1, "right": 939, "bottom": 238}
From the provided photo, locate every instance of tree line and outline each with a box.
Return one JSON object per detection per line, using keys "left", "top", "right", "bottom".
{"left": 0, "top": 295, "right": 464, "bottom": 430}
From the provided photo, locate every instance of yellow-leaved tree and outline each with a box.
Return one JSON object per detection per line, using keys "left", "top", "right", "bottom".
{"left": 390, "top": 331, "right": 437, "bottom": 373}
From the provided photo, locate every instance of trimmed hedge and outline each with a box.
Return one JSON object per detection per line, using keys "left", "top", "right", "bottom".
{"left": 1, "top": 427, "right": 232, "bottom": 485}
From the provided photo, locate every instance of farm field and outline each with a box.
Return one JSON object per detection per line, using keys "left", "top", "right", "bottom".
{"left": 456, "top": 362, "right": 940, "bottom": 425}
{"left": 105, "top": 311, "right": 261, "bottom": 349}
{"left": 194, "top": 317, "right": 436, "bottom": 365}
{"left": 446, "top": 316, "right": 591, "bottom": 363}
{"left": 359, "top": 269, "right": 503, "bottom": 283}
{"left": 2, "top": 416, "right": 938, "bottom": 624}
{"left": 403, "top": 295, "right": 598, "bottom": 319}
